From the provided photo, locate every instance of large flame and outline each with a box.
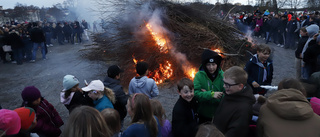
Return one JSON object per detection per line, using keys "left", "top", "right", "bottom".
{"left": 146, "top": 23, "right": 168, "bottom": 53}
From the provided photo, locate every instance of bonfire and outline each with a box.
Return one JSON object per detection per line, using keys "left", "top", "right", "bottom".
{"left": 89, "top": 1, "right": 254, "bottom": 86}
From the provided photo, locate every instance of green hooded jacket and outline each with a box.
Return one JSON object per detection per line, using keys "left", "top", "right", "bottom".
{"left": 194, "top": 68, "right": 225, "bottom": 119}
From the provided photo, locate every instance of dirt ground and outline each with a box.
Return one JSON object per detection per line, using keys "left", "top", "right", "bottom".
{"left": 0, "top": 36, "right": 296, "bottom": 130}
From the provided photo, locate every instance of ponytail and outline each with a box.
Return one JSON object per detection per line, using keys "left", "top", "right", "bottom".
{"left": 104, "top": 87, "right": 116, "bottom": 104}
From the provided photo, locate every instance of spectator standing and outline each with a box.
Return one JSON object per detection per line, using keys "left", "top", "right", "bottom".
{"left": 285, "top": 15, "right": 300, "bottom": 49}
{"left": 213, "top": 66, "right": 255, "bottom": 137}
{"left": 194, "top": 49, "right": 224, "bottom": 124}
{"left": 30, "top": 22, "right": 46, "bottom": 62}
{"left": 128, "top": 61, "right": 159, "bottom": 98}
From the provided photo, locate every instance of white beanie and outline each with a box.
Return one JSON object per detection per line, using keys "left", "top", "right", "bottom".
{"left": 63, "top": 75, "right": 79, "bottom": 91}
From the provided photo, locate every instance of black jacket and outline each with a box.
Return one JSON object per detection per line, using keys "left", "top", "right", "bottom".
{"left": 103, "top": 76, "right": 128, "bottom": 121}
{"left": 30, "top": 27, "right": 45, "bottom": 43}
{"left": 213, "top": 85, "right": 255, "bottom": 137}
{"left": 64, "top": 91, "right": 94, "bottom": 113}
{"left": 172, "top": 96, "right": 198, "bottom": 137}
{"left": 295, "top": 36, "right": 308, "bottom": 59}
{"left": 303, "top": 40, "right": 320, "bottom": 73}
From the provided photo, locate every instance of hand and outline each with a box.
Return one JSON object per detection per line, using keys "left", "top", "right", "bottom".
{"left": 213, "top": 92, "right": 223, "bottom": 99}
{"left": 252, "top": 82, "right": 260, "bottom": 88}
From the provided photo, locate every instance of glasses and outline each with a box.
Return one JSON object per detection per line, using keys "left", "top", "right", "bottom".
{"left": 222, "top": 80, "right": 239, "bottom": 88}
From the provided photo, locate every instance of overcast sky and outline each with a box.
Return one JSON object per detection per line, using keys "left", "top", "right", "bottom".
{"left": 1, "top": 0, "right": 250, "bottom": 9}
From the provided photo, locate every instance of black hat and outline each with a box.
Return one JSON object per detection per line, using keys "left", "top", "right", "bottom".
{"left": 107, "top": 65, "right": 124, "bottom": 78}
{"left": 201, "top": 49, "right": 222, "bottom": 67}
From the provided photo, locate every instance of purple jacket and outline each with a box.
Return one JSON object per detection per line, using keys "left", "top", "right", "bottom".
{"left": 31, "top": 99, "right": 64, "bottom": 137}
{"left": 256, "top": 18, "right": 263, "bottom": 27}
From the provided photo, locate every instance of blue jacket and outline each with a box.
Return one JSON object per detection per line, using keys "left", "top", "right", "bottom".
{"left": 129, "top": 76, "right": 159, "bottom": 98}
{"left": 122, "top": 116, "right": 162, "bottom": 137}
{"left": 244, "top": 54, "right": 273, "bottom": 94}
{"left": 94, "top": 95, "right": 113, "bottom": 112}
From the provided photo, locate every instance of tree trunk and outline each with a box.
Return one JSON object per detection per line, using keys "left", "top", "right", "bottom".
{"left": 272, "top": 0, "right": 278, "bottom": 13}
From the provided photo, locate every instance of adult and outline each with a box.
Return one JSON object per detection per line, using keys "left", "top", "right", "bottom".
{"left": 30, "top": 22, "right": 46, "bottom": 62}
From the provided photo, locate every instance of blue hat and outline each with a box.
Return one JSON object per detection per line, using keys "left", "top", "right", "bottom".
{"left": 63, "top": 75, "right": 79, "bottom": 91}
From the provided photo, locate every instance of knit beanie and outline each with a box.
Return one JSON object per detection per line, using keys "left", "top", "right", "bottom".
{"left": 14, "top": 107, "right": 36, "bottom": 130}
{"left": 21, "top": 86, "right": 42, "bottom": 104}
{"left": 63, "top": 75, "right": 79, "bottom": 91}
{"left": 0, "top": 109, "right": 21, "bottom": 135}
{"left": 201, "top": 49, "right": 222, "bottom": 67}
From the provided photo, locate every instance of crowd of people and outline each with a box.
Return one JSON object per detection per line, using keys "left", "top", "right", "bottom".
{"left": 1, "top": 8, "right": 320, "bottom": 137}
{"left": 0, "top": 20, "right": 91, "bottom": 64}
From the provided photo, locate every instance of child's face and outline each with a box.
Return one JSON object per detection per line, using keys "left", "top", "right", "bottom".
{"left": 223, "top": 77, "right": 242, "bottom": 95}
{"left": 206, "top": 63, "right": 217, "bottom": 74}
{"left": 88, "top": 91, "right": 100, "bottom": 100}
{"left": 300, "top": 30, "right": 307, "bottom": 36}
{"left": 178, "top": 86, "right": 194, "bottom": 102}
{"left": 257, "top": 50, "right": 270, "bottom": 63}
{"left": 32, "top": 98, "right": 41, "bottom": 106}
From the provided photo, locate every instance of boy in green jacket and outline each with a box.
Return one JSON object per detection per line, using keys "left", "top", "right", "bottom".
{"left": 194, "top": 49, "right": 224, "bottom": 124}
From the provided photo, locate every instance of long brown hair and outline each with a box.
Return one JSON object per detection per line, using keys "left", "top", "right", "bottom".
{"left": 150, "top": 99, "right": 166, "bottom": 126}
{"left": 62, "top": 106, "right": 112, "bottom": 137}
{"left": 129, "top": 93, "right": 158, "bottom": 137}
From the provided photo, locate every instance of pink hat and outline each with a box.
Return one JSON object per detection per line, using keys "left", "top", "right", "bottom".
{"left": 0, "top": 109, "right": 21, "bottom": 135}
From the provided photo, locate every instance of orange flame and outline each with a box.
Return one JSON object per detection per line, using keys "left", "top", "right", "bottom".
{"left": 146, "top": 23, "right": 168, "bottom": 53}
{"left": 186, "top": 67, "right": 197, "bottom": 79}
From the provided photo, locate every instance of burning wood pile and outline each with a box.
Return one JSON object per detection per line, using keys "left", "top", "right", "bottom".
{"left": 89, "top": 1, "right": 254, "bottom": 86}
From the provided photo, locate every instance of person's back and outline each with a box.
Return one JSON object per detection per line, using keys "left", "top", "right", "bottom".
{"left": 258, "top": 89, "right": 320, "bottom": 137}
{"left": 129, "top": 62, "right": 159, "bottom": 98}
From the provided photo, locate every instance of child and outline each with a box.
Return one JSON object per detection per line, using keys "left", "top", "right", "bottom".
{"left": 303, "top": 34, "right": 320, "bottom": 77}
{"left": 193, "top": 49, "right": 224, "bottom": 124}
{"left": 172, "top": 78, "right": 198, "bottom": 137}
{"left": 60, "top": 75, "right": 93, "bottom": 113}
{"left": 258, "top": 78, "right": 320, "bottom": 137}
{"left": 82, "top": 80, "right": 115, "bottom": 112}
{"left": 244, "top": 44, "right": 273, "bottom": 95}
{"left": 122, "top": 93, "right": 161, "bottom": 137}
{"left": 101, "top": 108, "right": 122, "bottom": 137}
{"left": 21, "top": 86, "right": 64, "bottom": 137}
{"left": 213, "top": 66, "right": 255, "bottom": 137}
{"left": 128, "top": 61, "right": 159, "bottom": 98}
{"left": 150, "top": 99, "right": 173, "bottom": 137}
{"left": 13, "top": 107, "right": 39, "bottom": 137}
{"left": 195, "top": 122, "right": 225, "bottom": 137}
{"left": 62, "top": 106, "right": 112, "bottom": 137}
{"left": 0, "top": 109, "right": 21, "bottom": 136}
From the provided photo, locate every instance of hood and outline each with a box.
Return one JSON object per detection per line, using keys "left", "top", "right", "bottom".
{"left": 266, "top": 89, "right": 314, "bottom": 120}
{"left": 225, "top": 85, "right": 255, "bottom": 104}
{"left": 103, "top": 76, "right": 120, "bottom": 88}
{"left": 250, "top": 54, "right": 272, "bottom": 67}
{"left": 306, "top": 24, "right": 319, "bottom": 38}
{"left": 60, "top": 92, "right": 75, "bottom": 105}
{"left": 132, "top": 76, "right": 148, "bottom": 88}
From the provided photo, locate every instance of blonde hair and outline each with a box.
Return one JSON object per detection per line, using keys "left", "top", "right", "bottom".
{"left": 103, "top": 87, "right": 116, "bottom": 104}
{"left": 62, "top": 106, "right": 112, "bottom": 137}
{"left": 223, "top": 66, "right": 248, "bottom": 85}
{"left": 195, "top": 122, "right": 225, "bottom": 137}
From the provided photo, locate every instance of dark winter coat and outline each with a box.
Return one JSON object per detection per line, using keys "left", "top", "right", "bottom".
{"left": 60, "top": 91, "right": 94, "bottom": 113}
{"left": 103, "top": 76, "right": 129, "bottom": 121}
{"left": 213, "top": 85, "right": 255, "bottom": 137}
{"left": 280, "top": 19, "right": 287, "bottom": 33}
{"left": 172, "top": 96, "right": 198, "bottom": 137}
{"left": 286, "top": 20, "right": 299, "bottom": 34}
{"left": 295, "top": 36, "right": 308, "bottom": 59}
{"left": 30, "top": 27, "right": 45, "bottom": 43}
{"left": 244, "top": 54, "right": 273, "bottom": 94}
{"left": 8, "top": 32, "right": 24, "bottom": 49}
{"left": 30, "top": 99, "right": 64, "bottom": 137}
{"left": 269, "top": 18, "right": 281, "bottom": 31}
{"left": 303, "top": 40, "right": 320, "bottom": 74}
